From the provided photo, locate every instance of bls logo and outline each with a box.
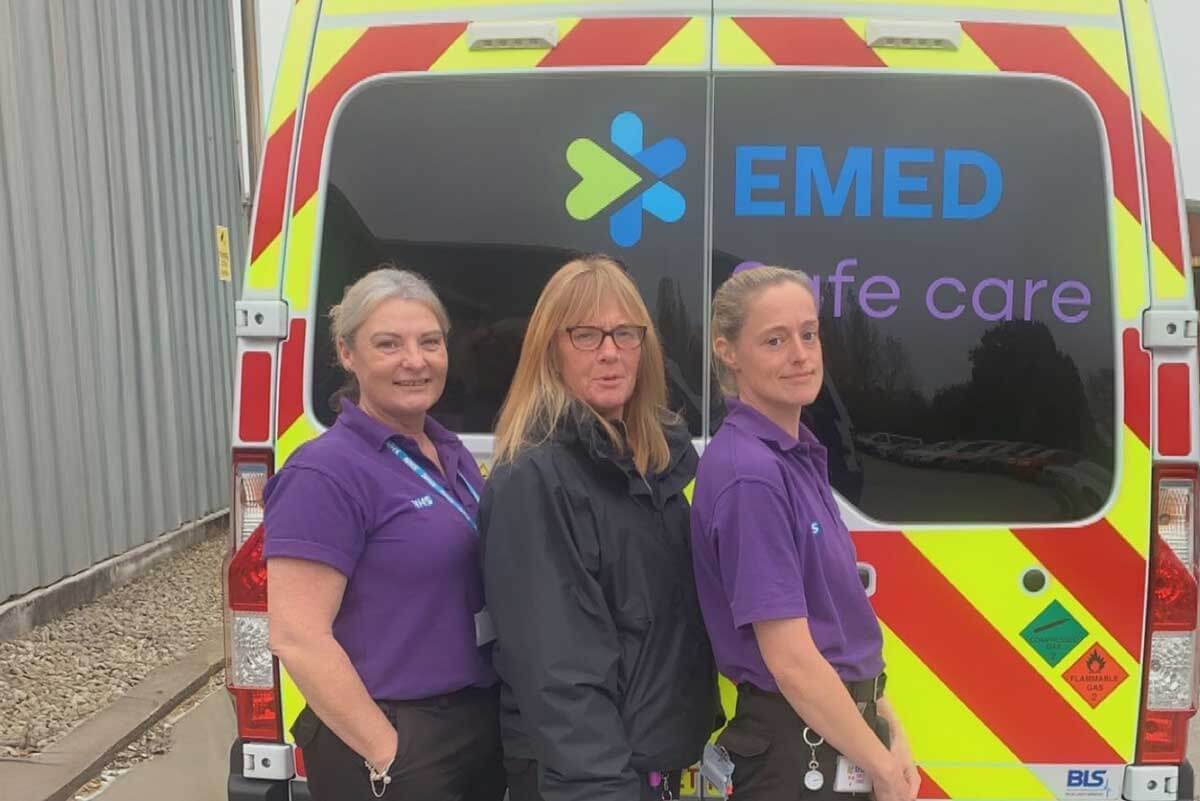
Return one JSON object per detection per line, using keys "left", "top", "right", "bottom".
{"left": 1067, "top": 770, "right": 1108, "bottom": 790}
{"left": 565, "top": 111, "right": 686, "bottom": 247}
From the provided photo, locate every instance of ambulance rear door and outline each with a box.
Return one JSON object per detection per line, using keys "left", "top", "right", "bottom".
{"left": 713, "top": 2, "right": 1156, "bottom": 797}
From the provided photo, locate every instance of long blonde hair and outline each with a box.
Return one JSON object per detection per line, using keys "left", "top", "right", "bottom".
{"left": 494, "top": 255, "right": 671, "bottom": 474}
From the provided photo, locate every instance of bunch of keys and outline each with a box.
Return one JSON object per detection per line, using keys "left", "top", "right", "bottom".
{"left": 648, "top": 770, "right": 674, "bottom": 800}
{"left": 802, "top": 727, "right": 826, "bottom": 791}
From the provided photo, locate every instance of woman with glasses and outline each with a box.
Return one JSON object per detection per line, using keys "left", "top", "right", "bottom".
{"left": 479, "top": 255, "right": 721, "bottom": 801}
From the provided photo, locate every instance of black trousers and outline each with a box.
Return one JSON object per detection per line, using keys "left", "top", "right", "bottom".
{"left": 291, "top": 685, "right": 506, "bottom": 801}
{"left": 505, "top": 757, "right": 681, "bottom": 801}
{"left": 714, "top": 682, "right": 889, "bottom": 801}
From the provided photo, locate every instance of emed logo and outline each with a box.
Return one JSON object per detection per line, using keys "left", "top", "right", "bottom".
{"left": 565, "top": 111, "right": 686, "bottom": 247}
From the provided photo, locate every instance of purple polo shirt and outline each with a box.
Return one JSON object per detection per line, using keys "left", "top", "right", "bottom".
{"left": 262, "top": 398, "right": 495, "bottom": 700}
{"left": 690, "top": 398, "right": 883, "bottom": 690}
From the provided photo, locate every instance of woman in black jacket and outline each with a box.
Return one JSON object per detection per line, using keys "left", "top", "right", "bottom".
{"left": 479, "top": 255, "right": 720, "bottom": 801}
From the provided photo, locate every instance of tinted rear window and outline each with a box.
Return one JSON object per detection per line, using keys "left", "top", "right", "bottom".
{"left": 713, "top": 73, "right": 1116, "bottom": 524}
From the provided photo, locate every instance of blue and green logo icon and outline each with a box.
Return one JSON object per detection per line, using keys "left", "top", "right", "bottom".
{"left": 565, "top": 111, "right": 686, "bottom": 247}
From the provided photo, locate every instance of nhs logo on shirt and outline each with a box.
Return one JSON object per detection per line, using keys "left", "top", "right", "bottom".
{"left": 411, "top": 495, "right": 435, "bottom": 511}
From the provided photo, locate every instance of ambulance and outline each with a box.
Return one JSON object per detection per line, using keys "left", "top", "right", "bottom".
{"left": 225, "top": 1, "right": 1200, "bottom": 799}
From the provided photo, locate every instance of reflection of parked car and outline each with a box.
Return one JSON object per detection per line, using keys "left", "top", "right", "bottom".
{"left": 980, "top": 442, "right": 1043, "bottom": 474}
{"left": 901, "top": 440, "right": 968, "bottom": 468}
{"left": 939, "top": 440, "right": 1006, "bottom": 470}
{"left": 854, "top": 432, "right": 887, "bottom": 455}
{"left": 1040, "top": 460, "right": 1112, "bottom": 515}
{"left": 878, "top": 435, "right": 923, "bottom": 460}
{"left": 855, "top": 432, "right": 922, "bottom": 459}
{"left": 1011, "top": 448, "right": 1076, "bottom": 481}
{"left": 955, "top": 441, "right": 1031, "bottom": 472}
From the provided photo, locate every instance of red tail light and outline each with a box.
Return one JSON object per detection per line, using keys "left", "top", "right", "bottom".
{"left": 294, "top": 746, "right": 308, "bottom": 778}
{"left": 229, "top": 686, "right": 283, "bottom": 742}
{"left": 226, "top": 449, "right": 282, "bottom": 742}
{"left": 1136, "top": 465, "right": 1200, "bottom": 763}
{"left": 228, "top": 526, "right": 268, "bottom": 613}
{"left": 1150, "top": 533, "right": 1198, "bottom": 631}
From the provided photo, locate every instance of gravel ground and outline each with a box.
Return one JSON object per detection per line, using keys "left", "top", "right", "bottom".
{"left": 0, "top": 534, "right": 226, "bottom": 758}
{"left": 72, "top": 670, "right": 227, "bottom": 800}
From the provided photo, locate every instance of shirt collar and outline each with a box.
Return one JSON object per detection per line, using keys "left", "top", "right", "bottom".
{"left": 721, "top": 396, "right": 819, "bottom": 453}
{"left": 337, "top": 396, "right": 456, "bottom": 452}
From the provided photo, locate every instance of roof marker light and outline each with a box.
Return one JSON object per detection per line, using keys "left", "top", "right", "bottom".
{"left": 866, "top": 19, "right": 962, "bottom": 51}
{"left": 467, "top": 20, "right": 559, "bottom": 51}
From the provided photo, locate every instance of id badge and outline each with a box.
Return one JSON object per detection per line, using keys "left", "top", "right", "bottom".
{"left": 699, "top": 743, "right": 735, "bottom": 797}
{"left": 833, "top": 756, "right": 873, "bottom": 794}
{"left": 474, "top": 609, "right": 496, "bottom": 646}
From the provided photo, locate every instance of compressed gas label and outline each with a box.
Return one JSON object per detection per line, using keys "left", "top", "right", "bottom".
{"left": 1020, "top": 600, "right": 1088, "bottom": 667}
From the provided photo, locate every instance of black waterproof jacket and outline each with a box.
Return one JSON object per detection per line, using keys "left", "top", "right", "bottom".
{"left": 479, "top": 407, "right": 721, "bottom": 801}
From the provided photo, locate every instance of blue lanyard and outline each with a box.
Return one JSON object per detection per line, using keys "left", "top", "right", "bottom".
{"left": 385, "top": 441, "right": 480, "bottom": 532}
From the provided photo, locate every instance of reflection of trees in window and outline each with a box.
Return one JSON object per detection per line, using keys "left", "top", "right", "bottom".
{"left": 818, "top": 286, "right": 926, "bottom": 438}
{"left": 821, "top": 296, "right": 1112, "bottom": 469}
{"left": 928, "top": 383, "right": 970, "bottom": 442}
{"left": 1085, "top": 368, "right": 1116, "bottom": 452}
{"left": 963, "top": 321, "right": 1092, "bottom": 452}
{"left": 655, "top": 276, "right": 704, "bottom": 433}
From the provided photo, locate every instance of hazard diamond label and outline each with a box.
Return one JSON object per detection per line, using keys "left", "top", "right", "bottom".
{"left": 1062, "top": 643, "right": 1128, "bottom": 708}
{"left": 1021, "top": 600, "right": 1088, "bottom": 666}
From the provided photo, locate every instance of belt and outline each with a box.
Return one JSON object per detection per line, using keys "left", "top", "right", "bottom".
{"left": 844, "top": 672, "right": 887, "bottom": 705}
{"left": 738, "top": 672, "right": 886, "bottom": 705}
{"left": 377, "top": 683, "right": 498, "bottom": 710}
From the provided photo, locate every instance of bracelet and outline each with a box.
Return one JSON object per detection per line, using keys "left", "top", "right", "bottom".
{"left": 365, "top": 755, "right": 395, "bottom": 798}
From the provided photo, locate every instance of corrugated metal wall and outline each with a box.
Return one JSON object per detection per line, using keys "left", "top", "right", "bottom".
{"left": 0, "top": 0, "right": 247, "bottom": 601}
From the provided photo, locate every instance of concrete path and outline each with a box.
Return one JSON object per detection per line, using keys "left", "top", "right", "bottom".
{"left": 0, "top": 630, "right": 223, "bottom": 801}
{"left": 91, "top": 690, "right": 234, "bottom": 801}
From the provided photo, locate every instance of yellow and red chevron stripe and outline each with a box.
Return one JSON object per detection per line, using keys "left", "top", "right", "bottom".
{"left": 244, "top": 0, "right": 319, "bottom": 297}
{"left": 1125, "top": 0, "right": 1189, "bottom": 301}
{"left": 855, "top": 531, "right": 1137, "bottom": 795}
{"left": 1125, "top": 1, "right": 1195, "bottom": 459}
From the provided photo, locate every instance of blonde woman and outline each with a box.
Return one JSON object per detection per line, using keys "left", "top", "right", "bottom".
{"left": 264, "top": 267, "right": 504, "bottom": 801}
{"left": 479, "top": 255, "right": 720, "bottom": 801}
{"left": 691, "top": 266, "right": 918, "bottom": 801}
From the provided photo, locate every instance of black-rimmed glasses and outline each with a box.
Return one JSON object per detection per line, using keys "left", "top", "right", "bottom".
{"left": 565, "top": 325, "right": 647, "bottom": 351}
